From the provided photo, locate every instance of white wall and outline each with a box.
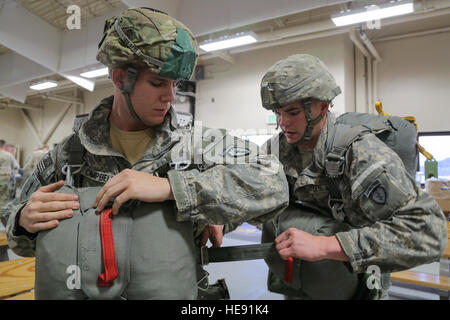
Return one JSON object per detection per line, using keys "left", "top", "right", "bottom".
{"left": 375, "top": 31, "right": 450, "bottom": 132}
{"left": 195, "top": 34, "right": 355, "bottom": 133}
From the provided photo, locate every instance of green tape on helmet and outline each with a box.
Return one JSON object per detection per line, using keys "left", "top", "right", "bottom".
{"left": 159, "top": 27, "right": 198, "bottom": 80}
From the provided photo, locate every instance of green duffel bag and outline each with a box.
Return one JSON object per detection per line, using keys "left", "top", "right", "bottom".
{"left": 35, "top": 185, "right": 197, "bottom": 300}
{"left": 262, "top": 204, "right": 360, "bottom": 300}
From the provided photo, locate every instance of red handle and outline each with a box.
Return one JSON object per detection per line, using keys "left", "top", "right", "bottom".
{"left": 97, "top": 208, "right": 118, "bottom": 287}
{"left": 284, "top": 257, "right": 294, "bottom": 283}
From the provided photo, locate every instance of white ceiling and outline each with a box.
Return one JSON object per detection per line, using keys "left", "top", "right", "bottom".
{"left": 0, "top": 0, "right": 449, "bottom": 104}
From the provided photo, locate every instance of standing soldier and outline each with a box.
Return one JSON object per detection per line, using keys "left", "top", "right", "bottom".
{"left": 0, "top": 140, "right": 17, "bottom": 226}
{"left": 260, "top": 54, "right": 448, "bottom": 299}
{"left": 6, "top": 7, "right": 289, "bottom": 299}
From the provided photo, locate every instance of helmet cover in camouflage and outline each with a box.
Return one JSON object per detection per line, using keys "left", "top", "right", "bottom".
{"left": 260, "top": 54, "right": 341, "bottom": 110}
{"left": 96, "top": 8, "right": 198, "bottom": 80}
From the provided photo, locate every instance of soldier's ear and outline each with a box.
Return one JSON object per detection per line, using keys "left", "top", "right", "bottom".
{"left": 320, "top": 102, "right": 329, "bottom": 115}
{"left": 111, "top": 68, "right": 126, "bottom": 90}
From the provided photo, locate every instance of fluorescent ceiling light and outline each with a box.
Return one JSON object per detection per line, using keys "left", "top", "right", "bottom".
{"left": 200, "top": 33, "right": 257, "bottom": 52}
{"left": 80, "top": 67, "right": 109, "bottom": 78}
{"left": 29, "top": 81, "right": 58, "bottom": 91}
{"left": 331, "top": 1, "right": 414, "bottom": 27}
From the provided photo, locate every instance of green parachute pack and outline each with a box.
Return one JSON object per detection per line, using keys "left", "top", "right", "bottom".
{"left": 35, "top": 185, "right": 198, "bottom": 299}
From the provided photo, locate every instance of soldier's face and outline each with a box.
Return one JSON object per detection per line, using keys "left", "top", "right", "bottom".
{"left": 129, "top": 69, "right": 177, "bottom": 126}
{"left": 276, "top": 100, "right": 324, "bottom": 146}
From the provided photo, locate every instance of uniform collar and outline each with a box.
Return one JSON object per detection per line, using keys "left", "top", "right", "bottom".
{"left": 313, "top": 111, "right": 336, "bottom": 171}
{"left": 78, "top": 95, "right": 182, "bottom": 159}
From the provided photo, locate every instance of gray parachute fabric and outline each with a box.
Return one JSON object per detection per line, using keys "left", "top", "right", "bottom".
{"left": 331, "top": 112, "right": 418, "bottom": 177}
{"left": 261, "top": 204, "right": 360, "bottom": 300}
{"left": 35, "top": 185, "right": 197, "bottom": 300}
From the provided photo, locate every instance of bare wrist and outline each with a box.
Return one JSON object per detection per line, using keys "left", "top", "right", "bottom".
{"left": 320, "top": 235, "right": 349, "bottom": 262}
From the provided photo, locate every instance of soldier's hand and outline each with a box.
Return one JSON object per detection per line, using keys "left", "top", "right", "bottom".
{"left": 200, "top": 224, "right": 224, "bottom": 248}
{"left": 275, "top": 228, "right": 326, "bottom": 262}
{"left": 19, "top": 180, "right": 80, "bottom": 233}
{"left": 94, "top": 169, "right": 174, "bottom": 215}
{"left": 275, "top": 228, "right": 349, "bottom": 262}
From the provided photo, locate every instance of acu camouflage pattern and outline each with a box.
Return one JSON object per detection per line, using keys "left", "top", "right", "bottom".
{"left": 6, "top": 96, "right": 289, "bottom": 257}
{"left": 262, "top": 112, "right": 448, "bottom": 274}
{"left": 0, "top": 150, "right": 15, "bottom": 226}
{"left": 96, "top": 8, "right": 198, "bottom": 77}
{"left": 260, "top": 54, "right": 342, "bottom": 110}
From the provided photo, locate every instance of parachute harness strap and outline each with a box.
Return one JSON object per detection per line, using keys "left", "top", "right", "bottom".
{"left": 98, "top": 208, "right": 119, "bottom": 287}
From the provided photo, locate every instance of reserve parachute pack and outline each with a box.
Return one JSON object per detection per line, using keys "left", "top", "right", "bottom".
{"left": 35, "top": 185, "right": 198, "bottom": 299}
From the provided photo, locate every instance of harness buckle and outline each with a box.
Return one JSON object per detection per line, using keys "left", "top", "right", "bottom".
{"left": 200, "top": 245, "right": 209, "bottom": 266}
{"left": 62, "top": 164, "right": 82, "bottom": 187}
{"left": 325, "top": 153, "right": 345, "bottom": 178}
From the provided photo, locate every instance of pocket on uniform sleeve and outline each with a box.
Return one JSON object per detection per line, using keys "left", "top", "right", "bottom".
{"left": 356, "top": 170, "right": 413, "bottom": 222}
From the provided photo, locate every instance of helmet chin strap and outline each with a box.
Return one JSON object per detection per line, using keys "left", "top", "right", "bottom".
{"left": 289, "top": 99, "right": 324, "bottom": 147}
{"left": 119, "top": 67, "right": 146, "bottom": 125}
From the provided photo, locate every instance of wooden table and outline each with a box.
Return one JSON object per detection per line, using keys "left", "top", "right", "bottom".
{"left": 0, "top": 258, "right": 35, "bottom": 299}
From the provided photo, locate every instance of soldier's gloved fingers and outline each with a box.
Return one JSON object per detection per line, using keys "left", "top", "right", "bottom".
{"left": 38, "top": 192, "right": 79, "bottom": 203}
{"left": 28, "top": 219, "right": 59, "bottom": 233}
{"left": 39, "top": 201, "right": 80, "bottom": 213}
{"left": 34, "top": 209, "right": 74, "bottom": 223}
{"left": 111, "top": 189, "right": 131, "bottom": 215}
{"left": 38, "top": 180, "right": 65, "bottom": 193}
{"left": 96, "top": 182, "right": 127, "bottom": 213}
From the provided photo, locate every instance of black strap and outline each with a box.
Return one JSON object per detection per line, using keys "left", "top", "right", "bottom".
{"left": 200, "top": 243, "right": 274, "bottom": 265}
{"left": 67, "top": 134, "right": 85, "bottom": 187}
{"left": 66, "top": 114, "right": 89, "bottom": 187}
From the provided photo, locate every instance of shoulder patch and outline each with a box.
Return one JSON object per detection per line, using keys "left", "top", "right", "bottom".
{"left": 365, "top": 179, "right": 387, "bottom": 205}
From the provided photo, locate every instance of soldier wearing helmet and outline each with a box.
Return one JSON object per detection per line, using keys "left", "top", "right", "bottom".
{"left": 260, "top": 54, "right": 447, "bottom": 299}
{"left": 5, "top": 8, "right": 289, "bottom": 299}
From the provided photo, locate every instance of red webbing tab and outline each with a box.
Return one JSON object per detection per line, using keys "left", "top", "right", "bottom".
{"left": 284, "top": 257, "right": 294, "bottom": 283}
{"left": 97, "top": 208, "right": 118, "bottom": 287}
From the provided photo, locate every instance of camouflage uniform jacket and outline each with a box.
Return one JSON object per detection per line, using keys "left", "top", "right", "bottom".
{"left": 0, "top": 150, "right": 16, "bottom": 225}
{"left": 263, "top": 111, "right": 448, "bottom": 274}
{"left": 7, "top": 96, "right": 289, "bottom": 257}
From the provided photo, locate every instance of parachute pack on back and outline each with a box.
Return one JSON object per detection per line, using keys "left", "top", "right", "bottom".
{"left": 325, "top": 112, "right": 418, "bottom": 179}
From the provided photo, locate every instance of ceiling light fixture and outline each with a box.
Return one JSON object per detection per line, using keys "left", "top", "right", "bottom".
{"left": 80, "top": 67, "right": 109, "bottom": 78}
{"left": 199, "top": 32, "right": 257, "bottom": 52}
{"left": 29, "top": 80, "right": 58, "bottom": 91}
{"left": 331, "top": 1, "right": 414, "bottom": 27}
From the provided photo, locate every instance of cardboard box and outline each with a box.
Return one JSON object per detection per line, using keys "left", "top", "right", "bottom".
{"left": 425, "top": 178, "right": 450, "bottom": 213}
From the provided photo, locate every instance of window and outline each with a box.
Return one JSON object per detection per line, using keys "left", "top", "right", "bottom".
{"left": 416, "top": 132, "right": 450, "bottom": 185}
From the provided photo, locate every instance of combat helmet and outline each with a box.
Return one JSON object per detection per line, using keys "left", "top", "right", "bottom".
{"left": 96, "top": 7, "right": 198, "bottom": 124}
{"left": 260, "top": 54, "right": 341, "bottom": 145}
